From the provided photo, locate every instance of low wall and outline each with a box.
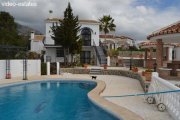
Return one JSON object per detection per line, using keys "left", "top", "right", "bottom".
{"left": 61, "top": 68, "right": 146, "bottom": 91}
{"left": 0, "top": 59, "right": 41, "bottom": 80}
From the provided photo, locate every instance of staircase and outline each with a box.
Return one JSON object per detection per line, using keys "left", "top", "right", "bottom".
{"left": 94, "top": 46, "right": 107, "bottom": 65}
{"left": 89, "top": 68, "right": 102, "bottom": 75}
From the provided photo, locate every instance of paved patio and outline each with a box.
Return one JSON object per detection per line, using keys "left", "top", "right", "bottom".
{"left": 0, "top": 74, "right": 173, "bottom": 120}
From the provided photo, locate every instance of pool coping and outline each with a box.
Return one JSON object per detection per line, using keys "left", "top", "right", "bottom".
{"left": 0, "top": 78, "right": 143, "bottom": 120}
{"left": 88, "top": 79, "right": 144, "bottom": 120}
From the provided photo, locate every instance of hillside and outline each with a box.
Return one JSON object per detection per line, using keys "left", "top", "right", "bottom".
{"left": 16, "top": 23, "right": 42, "bottom": 36}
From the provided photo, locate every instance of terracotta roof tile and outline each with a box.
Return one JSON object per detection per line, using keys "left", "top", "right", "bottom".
{"left": 140, "top": 41, "right": 175, "bottom": 47}
{"left": 99, "top": 35, "right": 114, "bottom": 38}
{"left": 115, "top": 36, "right": 133, "bottom": 40}
{"left": 147, "top": 21, "right": 180, "bottom": 39}
{"left": 34, "top": 35, "right": 45, "bottom": 41}
{"left": 99, "top": 35, "right": 133, "bottom": 40}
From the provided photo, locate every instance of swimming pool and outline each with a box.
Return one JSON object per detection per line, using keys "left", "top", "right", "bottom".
{"left": 0, "top": 81, "right": 119, "bottom": 120}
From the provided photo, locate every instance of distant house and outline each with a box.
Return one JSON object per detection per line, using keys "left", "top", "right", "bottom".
{"left": 99, "top": 34, "right": 134, "bottom": 50}
{"left": 139, "top": 41, "right": 176, "bottom": 68}
{"left": 30, "top": 31, "right": 45, "bottom": 54}
{"left": 147, "top": 21, "right": 180, "bottom": 68}
{"left": 44, "top": 18, "right": 107, "bottom": 65}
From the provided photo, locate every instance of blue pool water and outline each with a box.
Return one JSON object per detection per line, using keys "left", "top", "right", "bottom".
{"left": 0, "top": 81, "right": 119, "bottom": 120}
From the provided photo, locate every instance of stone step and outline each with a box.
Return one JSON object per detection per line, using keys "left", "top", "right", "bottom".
{"left": 89, "top": 68, "right": 102, "bottom": 75}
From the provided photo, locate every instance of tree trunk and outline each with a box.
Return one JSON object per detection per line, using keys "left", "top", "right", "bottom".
{"left": 71, "top": 54, "right": 73, "bottom": 64}
{"left": 67, "top": 48, "right": 69, "bottom": 65}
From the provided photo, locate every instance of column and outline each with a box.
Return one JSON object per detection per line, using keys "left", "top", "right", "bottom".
{"left": 149, "top": 47, "right": 153, "bottom": 59}
{"left": 144, "top": 49, "right": 148, "bottom": 67}
{"left": 107, "top": 56, "right": 110, "bottom": 66}
{"left": 47, "top": 62, "right": 50, "bottom": 75}
{"left": 156, "top": 39, "right": 163, "bottom": 68}
{"left": 56, "top": 62, "right": 60, "bottom": 75}
{"left": 168, "top": 47, "right": 173, "bottom": 61}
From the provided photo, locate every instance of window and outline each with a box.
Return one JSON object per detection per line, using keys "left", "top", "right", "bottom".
{"left": 81, "top": 28, "right": 91, "bottom": 46}
{"left": 56, "top": 47, "right": 64, "bottom": 57}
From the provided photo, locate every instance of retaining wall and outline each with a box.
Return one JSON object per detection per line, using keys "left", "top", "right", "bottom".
{"left": 61, "top": 68, "right": 146, "bottom": 91}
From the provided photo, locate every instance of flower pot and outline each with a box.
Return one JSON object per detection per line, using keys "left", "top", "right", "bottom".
{"left": 84, "top": 64, "right": 88, "bottom": 69}
{"left": 132, "top": 67, "right": 138, "bottom": 72}
{"left": 145, "top": 72, "right": 152, "bottom": 81}
{"left": 104, "top": 64, "right": 107, "bottom": 69}
{"left": 142, "top": 71, "right": 145, "bottom": 76}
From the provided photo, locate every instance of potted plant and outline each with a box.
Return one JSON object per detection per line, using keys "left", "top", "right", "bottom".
{"left": 132, "top": 67, "right": 138, "bottom": 72}
{"left": 142, "top": 71, "right": 145, "bottom": 76}
{"left": 83, "top": 64, "right": 88, "bottom": 69}
{"left": 145, "top": 69, "right": 153, "bottom": 81}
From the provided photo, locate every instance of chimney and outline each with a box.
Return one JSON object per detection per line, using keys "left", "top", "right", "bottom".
{"left": 49, "top": 10, "right": 53, "bottom": 19}
{"left": 31, "top": 31, "right": 35, "bottom": 40}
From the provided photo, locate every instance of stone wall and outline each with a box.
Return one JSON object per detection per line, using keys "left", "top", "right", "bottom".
{"left": 122, "top": 59, "right": 144, "bottom": 67}
{"left": 61, "top": 68, "right": 146, "bottom": 91}
{"left": 146, "top": 59, "right": 156, "bottom": 69}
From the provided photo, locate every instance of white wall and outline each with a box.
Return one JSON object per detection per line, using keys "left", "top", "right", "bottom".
{"left": 80, "top": 23, "right": 99, "bottom": 46}
{"left": 45, "top": 22, "right": 55, "bottom": 45}
{"left": 45, "top": 48, "right": 64, "bottom": 62}
{"left": 31, "top": 41, "right": 44, "bottom": 54}
{"left": 0, "top": 60, "right": 41, "bottom": 80}
{"left": 0, "top": 60, "right": 6, "bottom": 79}
{"left": 45, "top": 21, "right": 100, "bottom": 46}
{"left": 174, "top": 47, "right": 180, "bottom": 60}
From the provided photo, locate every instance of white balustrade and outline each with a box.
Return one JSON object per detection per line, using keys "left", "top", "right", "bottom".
{"left": 148, "top": 72, "right": 180, "bottom": 120}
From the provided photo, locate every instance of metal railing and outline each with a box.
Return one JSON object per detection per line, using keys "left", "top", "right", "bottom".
{"left": 148, "top": 72, "right": 180, "bottom": 120}
{"left": 93, "top": 41, "right": 102, "bottom": 64}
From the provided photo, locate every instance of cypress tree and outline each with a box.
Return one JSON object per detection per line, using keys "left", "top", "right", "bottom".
{"left": 51, "top": 2, "right": 81, "bottom": 65}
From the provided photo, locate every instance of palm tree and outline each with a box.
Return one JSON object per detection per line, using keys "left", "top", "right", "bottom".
{"left": 99, "top": 15, "right": 116, "bottom": 40}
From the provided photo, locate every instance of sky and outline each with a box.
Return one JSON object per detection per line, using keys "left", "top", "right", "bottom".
{"left": 0, "top": 0, "right": 180, "bottom": 41}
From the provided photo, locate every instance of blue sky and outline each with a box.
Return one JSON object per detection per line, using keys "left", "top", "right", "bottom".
{"left": 0, "top": 0, "right": 179, "bottom": 40}
{"left": 134, "top": 0, "right": 180, "bottom": 10}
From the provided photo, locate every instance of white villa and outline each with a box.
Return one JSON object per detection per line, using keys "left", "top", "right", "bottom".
{"left": 99, "top": 35, "right": 134, "bottom": 50}
{"left": 30, "top": 31, "right": 45, "bottom": 54}
{"left": 44, "top": 18, "right": 107, "bottom": 65}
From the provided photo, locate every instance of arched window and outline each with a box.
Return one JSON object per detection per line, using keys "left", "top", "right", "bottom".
{"left": 81, "top": 28, "right": 91, "bottom": 46}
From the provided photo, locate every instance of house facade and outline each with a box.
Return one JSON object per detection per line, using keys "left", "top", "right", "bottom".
{"left": 147, "top": 21, "right": 180, "bottom": 68}
{"left": 30, "top": 31, "right": 45, "bottom": 54}
{"left": 99, "top": 35, "right": 134, "bottom": 50}
{"left": 44, "top": 18, "right": 106, "bottom": 65}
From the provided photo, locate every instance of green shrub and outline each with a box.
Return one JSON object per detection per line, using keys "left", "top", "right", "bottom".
{"left": 145, "top": 69, "right": 153, "bottom": 72}
{"left": 41, "top": 63, "right": 47, "bottom": 75}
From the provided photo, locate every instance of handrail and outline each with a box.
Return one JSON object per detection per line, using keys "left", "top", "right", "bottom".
{"left": 99, "top": 41, "right": 107, "bottom": 56}
{"left": 93, "top": 40, "right": 102, "bottom": 64}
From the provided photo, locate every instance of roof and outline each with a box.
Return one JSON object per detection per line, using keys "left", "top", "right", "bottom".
{"left": 34, "top": 35, "right": 45, "bottom": 41}
{"left": 147, "top": 21, "right": 180, "bottom": 40}
{"left": 102, "top": 40, "right": 115, "bottom": 44}
{"left": 46, "top": 18, "right": 99, "bottom": 24}
{"left": 99, "top": 35, "right": 133, "bottom": 40}
{"left": 99, "top": 35, "right": 114, "bottom": 39}
{"left": 115, "top": 36, "right": 133, "bottom": 40}
{"left": 139, "top": 41, "right": 175, "bottom": 47}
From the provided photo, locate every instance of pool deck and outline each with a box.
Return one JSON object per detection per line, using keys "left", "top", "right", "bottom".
{"left": 0, "top": 74, "right": 173, "bottom": 120}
